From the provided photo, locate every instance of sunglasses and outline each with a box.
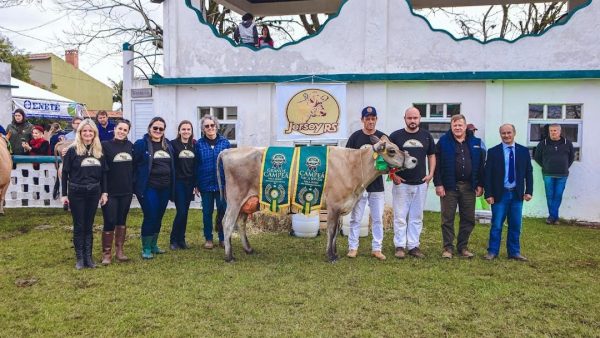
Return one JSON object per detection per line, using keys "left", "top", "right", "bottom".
{"left": 203, "top": 124, "right": 216, "bottom": 129}
{"left": 152, "top": 126, "right": 165, "bottom": 132}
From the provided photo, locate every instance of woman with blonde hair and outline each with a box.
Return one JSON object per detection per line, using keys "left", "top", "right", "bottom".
{"left": 133, "top": 117, "right": 175, "bottom": 259}
{"left": 61, "top": 119, "right": 108, "bottom": 270}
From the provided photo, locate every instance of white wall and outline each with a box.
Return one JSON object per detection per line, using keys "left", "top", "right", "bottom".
{"left": 163, "top": 0, "right": 600, "bottom": 78}
{"left": 0, "top": 62, "right": 12, "bottom": 127}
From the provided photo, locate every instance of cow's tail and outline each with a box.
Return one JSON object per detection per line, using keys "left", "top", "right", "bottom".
{"left": 217, "top": 150, "right": 226, "bottom": 203}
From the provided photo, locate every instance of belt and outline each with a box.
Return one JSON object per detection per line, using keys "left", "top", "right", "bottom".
{"left": 504, "top": 187, "right": 516, "bottom": 192}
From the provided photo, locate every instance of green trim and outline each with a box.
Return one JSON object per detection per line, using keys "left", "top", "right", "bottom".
{"left": 406, "top": 0, "right": 592, "bottom": 44}
{"left": 150, "top": 70, "right": 600, "bottom": 85}
{"left": 12, "top": 155, "right": 60, "bottom": 164}
{"left": 184, "top": 0, "right": 349, "bottom": 51}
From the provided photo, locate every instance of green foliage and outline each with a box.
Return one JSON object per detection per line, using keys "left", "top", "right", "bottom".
{"left": 0, "top": 36, "right": 31, "bottom": 82}
{"left": 1, "top": 209, "right": 599, "bottom": 336}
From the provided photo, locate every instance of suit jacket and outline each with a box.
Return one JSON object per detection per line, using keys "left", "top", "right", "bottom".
{"left": 484, "top": 142, "right": 533, "bottom": 201}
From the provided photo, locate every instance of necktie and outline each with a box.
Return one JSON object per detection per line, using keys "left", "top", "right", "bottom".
{"left": 508, "top": 146, "right": 515, "bottom": 184}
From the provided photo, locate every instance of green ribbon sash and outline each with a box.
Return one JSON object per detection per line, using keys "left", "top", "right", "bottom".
{"left": 292, "top": 146, "right": 329, "bottom": 215}
{"left": 259, "top": 147, "right": 297, "bottom": 212}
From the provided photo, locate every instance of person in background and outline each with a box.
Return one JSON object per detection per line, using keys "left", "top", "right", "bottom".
{"left": 96, "top": 110, "right": 115, "bottom": 142}
{"left": 434, "top": 114, "right": 485, "bottom": 259}
{"left": 61, "top": 119, "right": 108, "bottom": 270}
{"left": 47, "top": 122, "right": 66, "bottom": 154}
{"left": 170, "top": 120, "right": 197, "bottom": 250}
{"left": 23, "top": 125, "right": 50, "bottom": 156}
{"left": 64, "top": 117, "right": 82, "bottom": 141}
{"left": 345, "top": 106, "right": 387, "bottom": 261}
{"left": 6, "top": 108, "right": 33, "bottom": 155}
{"left": 234, "top": 13, "right": 259, "bottom": 47}
{"left": 389, "top": 107, "right": 436, "bottom": 259}
{"left": 534, "top": 124, "right": 575, "bottom": 225}
{"left": 100, "top": 119, "right": 134, "bottom": 265}
{"left": 195, "top": 115, "right": 230, "bottom": 249}
{"left": 484, "top": 124, "right": 533, "bottom": 261}
{"left": 258, "top": 25, "right": 274, "bottom": 48}
{"left": 133, "top": 117, "right": 175, "bottom": 259}
{"left": 0, "top": 124, "right": 6, "bottom": 135}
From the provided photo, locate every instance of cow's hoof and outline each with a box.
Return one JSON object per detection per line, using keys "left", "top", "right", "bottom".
{"left": 327, "top": 254, "right": 339, "bottom": 263}
{"left": 244, "top": 248, "right": 255, "bottom": 255}
{"left": 224, "top": 256, "right": 235, "bottom": 263}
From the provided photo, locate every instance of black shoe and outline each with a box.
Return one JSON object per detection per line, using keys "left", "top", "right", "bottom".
{"left": 546, "top": 217, "right": 555, "bottom": 224}
{"left": 178, "top": 242, "right": 189, "bottom": 250}
{"left": 83, "top": 233, "right": 96, "bottom": 268}
{"left": 73, "top": 232, "right": 85, "bottom": 270}
{"left": 170, "top": 243, "right": 180, "bottom": 250}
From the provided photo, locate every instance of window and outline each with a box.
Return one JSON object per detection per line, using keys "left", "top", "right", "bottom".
{"left": 527, "top": 104, "right": 582, "bottom": 161}
{"left": 413, "top": 103, "right": 461, "bottom": 140}
{"left": 198, "top": 106, "right": 238, "bottom": 147}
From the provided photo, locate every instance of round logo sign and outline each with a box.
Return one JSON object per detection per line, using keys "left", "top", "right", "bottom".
{"left": 285, "top": 89, "right": 340, "bottom": 136}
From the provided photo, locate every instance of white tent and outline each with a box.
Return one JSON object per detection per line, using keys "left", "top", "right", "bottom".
{"left": 11, "top": 77, "right": 84, "bottom": 120}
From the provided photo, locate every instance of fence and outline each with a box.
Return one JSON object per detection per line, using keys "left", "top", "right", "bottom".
{"left": 6, "top": 156, "right": 201, "bottom": 209}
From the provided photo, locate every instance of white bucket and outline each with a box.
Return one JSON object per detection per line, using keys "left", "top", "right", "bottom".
{"left": 292, "top": 213, "right": 320, "bottom": 238}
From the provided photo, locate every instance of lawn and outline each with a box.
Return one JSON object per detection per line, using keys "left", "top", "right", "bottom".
{"left": 1, "top": 208, "right": 599, "bottom": 337}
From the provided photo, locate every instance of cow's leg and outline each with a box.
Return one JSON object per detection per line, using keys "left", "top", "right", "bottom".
{"left": 0, "top": 185, "right": 7, "bottom": 215}
{"left": 237, "top": 214, "right": 254, "bottom": 254}
{"left": 326, "top": 209, "right": 341, "bottom": 262}
{"left": 222, "top": 206, "right": 240, "bottom": 263}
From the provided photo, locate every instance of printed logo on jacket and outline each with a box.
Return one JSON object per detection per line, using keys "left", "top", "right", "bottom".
{"left": 154, "top": 150, "right": 171, "bottom": 159}
{"left": 178, "top": 150, "right": 195, "bottom": 158}
{"left": 81, "top": 157, "right": 102, "bottom": 167}
{"left": 113, "top": 152, "right": 133, "bottom": 162}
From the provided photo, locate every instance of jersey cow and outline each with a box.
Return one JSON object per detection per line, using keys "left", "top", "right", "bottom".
{"left": 217, "top": 135, "right": 417, "bottom": 262}
{"left": 0, "top": 136, "right": 12, "bottom": 215}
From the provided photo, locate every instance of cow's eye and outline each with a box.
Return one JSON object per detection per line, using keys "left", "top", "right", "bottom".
{"left": 387, "top": 149, "right": 396, "bottom": 155}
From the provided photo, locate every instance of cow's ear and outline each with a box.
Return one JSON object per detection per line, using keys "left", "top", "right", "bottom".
{"left": 369, "top": 135, "right": 381, "bottom": 144}
{"left": 380, "top": 135, "right": 391, "bottom": 143}
{"left": 373, "top": 140, "right": 386, "bottom": 152}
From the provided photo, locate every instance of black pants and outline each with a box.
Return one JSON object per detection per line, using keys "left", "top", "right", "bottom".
{"left": 101, "top": 194, "right": 133, "bottom": 231}
{"left": 69, "top": 189, "right": 101, "bottom": 258}
{"left": 440, "top": 181, "right": 476, "bottom": 252}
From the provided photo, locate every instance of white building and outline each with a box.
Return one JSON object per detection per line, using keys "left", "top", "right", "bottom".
{"left": 123, "top": 0, "right": 600, "bottom": 222}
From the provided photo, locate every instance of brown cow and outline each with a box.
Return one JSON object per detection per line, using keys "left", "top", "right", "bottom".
{"left": 217, "top": 135, "right": 417, "bottom": 262}
{"left": 0, "top": 136, "right": 12, "bottom": 215}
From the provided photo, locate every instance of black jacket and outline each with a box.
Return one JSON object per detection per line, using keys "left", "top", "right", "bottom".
{"left": 534, "top": 137, "right": 574, "bottom": 177}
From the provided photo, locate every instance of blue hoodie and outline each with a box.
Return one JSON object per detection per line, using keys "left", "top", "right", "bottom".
{"left": 132, "top": 134, "right": 176, "bottom": 200}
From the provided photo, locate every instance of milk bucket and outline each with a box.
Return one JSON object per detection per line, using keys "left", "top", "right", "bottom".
{"left": 291, "top": 213, "right": 320, "bottom": 238}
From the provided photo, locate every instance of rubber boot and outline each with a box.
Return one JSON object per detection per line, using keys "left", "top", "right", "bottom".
{"left": 73, "top": 232, "right": 85, "bottom": 270}
{"left": 83, "top": 233, "right": 97, "bottom": 268}
{"left": 141, "top": 236, "right": 154, "bottom": 259}
{"left": 151, "top": 233, "right": 165, "bottom": 254}
{"left": 101, "top": 231, "right": 114, "bottom": 265}
{"left": 114, "top": 226, "right": 130, "bottom": 262}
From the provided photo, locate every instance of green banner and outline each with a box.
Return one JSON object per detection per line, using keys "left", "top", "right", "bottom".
{"left": 293, "top": 146, "right": 329, "bottom": 215}
{"left": 259, "top": 147, "right": 297, "bottom": 212}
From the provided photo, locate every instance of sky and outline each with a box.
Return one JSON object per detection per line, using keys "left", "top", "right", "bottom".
{"left": 0, "top": 1, "right": 162, "bottom": 86}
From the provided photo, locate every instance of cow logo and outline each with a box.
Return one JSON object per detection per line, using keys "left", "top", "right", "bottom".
{"left": 284, "top": 88, "right": 340, "bottom": 135}
{"left": 306, "top": 156, "right": 320, "bottom": 171}
{"left": 179, "top": 150, "right": 195, "bottom": 158}
{"left": 403, "top": 139, "right": 424, "bottom": 148}
{"left": 271, "top": 153, "right": 286, "bottom": 168}
{"left": 154, "top": 150, "right": 171, "bottom": 159}
{"left": 81, "top": 157, "right": 101, "bottom": 167}
{"left": 113, "top": 152, "right": 132, "bottom": 162}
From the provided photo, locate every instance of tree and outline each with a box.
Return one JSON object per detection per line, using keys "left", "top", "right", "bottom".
{"left": 0, "top": 36, "right": 31, "bottom": 82}
{"left": 0, "top": 0, "right": 39, "bottom": 8}
{"left": 419, "top": 3, "right": 568, "bottom": 42}
{"left": 109, "top": 79, "right": 123, "bottom": 107}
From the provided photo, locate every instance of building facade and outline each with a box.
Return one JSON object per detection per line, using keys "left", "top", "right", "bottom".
{"left": 123, "top": 0, "right": 600, "bottom": 221}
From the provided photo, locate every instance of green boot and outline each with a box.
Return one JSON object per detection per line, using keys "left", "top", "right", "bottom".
{"left": 141, "top": 236, "right": 154, "bottom": 259}
{"left": 151, "top": 233, "right": 165, "bottom": 254}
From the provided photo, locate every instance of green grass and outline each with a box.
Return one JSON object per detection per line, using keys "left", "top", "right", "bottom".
{"left": 1, "top": 209, "right": 599, "bottom": 337}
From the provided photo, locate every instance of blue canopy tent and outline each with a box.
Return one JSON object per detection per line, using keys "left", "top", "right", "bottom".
{"left": 11, "top": 77, "right": 84, "bottom": 120}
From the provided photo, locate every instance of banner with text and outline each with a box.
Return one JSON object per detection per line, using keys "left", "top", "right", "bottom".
{"left": 13, "top": 98, "right": 83, "bottom": 120}
{"left": 276, "top": 83, "right": 347, "bottom": 141}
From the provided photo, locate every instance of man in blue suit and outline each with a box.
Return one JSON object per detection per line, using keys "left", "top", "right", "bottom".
{"left": 484, "top": 124, "right": 533, "bottom": 261}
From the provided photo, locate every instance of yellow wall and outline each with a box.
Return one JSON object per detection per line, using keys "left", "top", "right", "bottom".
{"left": 28, "top": 55, "right": 113, "bottom": 111}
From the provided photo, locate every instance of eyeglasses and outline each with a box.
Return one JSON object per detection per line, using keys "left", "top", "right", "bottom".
{"left": 204, "top": 124, "right": 216, "bottom": 129}
{"left": 152, "top": 126, "right": 165, "bottom": 132}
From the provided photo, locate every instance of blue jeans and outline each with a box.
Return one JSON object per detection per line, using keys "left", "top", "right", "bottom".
{"left": 543, "top": 176, "right": 568, "bottom": 221}
{"left": 140, "top": 187, "right": 170, "bottom": 237}
{"left": 170, "top": 180, "right": 194, "bottom": 245}
{"left": 200, "top": 191, "right": 225, "bottom": 242}
{"left": 488, "top": 190, "right": 523, "bottom": 257}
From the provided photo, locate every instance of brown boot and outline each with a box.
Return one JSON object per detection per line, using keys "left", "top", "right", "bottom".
{"left": 101, "top": 231, "right": 114, "bottom": 265}
{"left": 114, "top": 226, "right": 130, "bottom": 262}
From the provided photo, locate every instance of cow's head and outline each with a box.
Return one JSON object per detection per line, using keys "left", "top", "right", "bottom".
{"left": 369, "top": 135, "right": 418, "bottom": 170}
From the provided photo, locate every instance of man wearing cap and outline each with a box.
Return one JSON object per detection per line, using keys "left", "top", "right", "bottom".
{"left": 434, "top": 114, "right": 485, "bottom": 259}
{"left": 345, "top": 106, "right": 387, "bottom": 260}
{"left": 388, "top": 107, "right": 436, "bottom": 259}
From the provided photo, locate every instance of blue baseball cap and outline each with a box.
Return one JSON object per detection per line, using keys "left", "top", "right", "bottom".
{"left": 361, "top": 106, "right": 377, "bottom": 118}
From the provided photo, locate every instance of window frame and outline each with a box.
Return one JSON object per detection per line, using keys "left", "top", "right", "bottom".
{"left": 527, "top": 103, "right": 583, "bottom": 161}
{"left": 413, "top": 103, "right": 461, "bottom": 141}
{"left": 197, "top": 106, "right": 238, "bottom": 147}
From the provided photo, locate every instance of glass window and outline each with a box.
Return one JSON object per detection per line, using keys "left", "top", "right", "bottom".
{"left": 547, "top": 105, "right": 562, "bottom": 119}
{"left": 421, "top": 122, "right": 450, "bottom": 140}
{"left": 213, "top": 107, "right": 225, "bottom": 120}
{"left": 430, "top": 104, "right": 443, "bottom": 118}
{"left": 219, "top": 123, "right": 236, "bottom": 141}
{"left": 199, "top": 107, "right": 210, "bottom": 117}
{"left": 447, "top": 104, "right": 461, "bottom": 117}
{"left": 528, "top": 104, "right": 544, "bottom": 119}
{"left": 414, "top": 104, "right": 427, "bottom": 118}
{"left": 529, "top": 124, "right": 545, "bottom": 142}
{"left": 226, "top": 106, "right": 238, "bottom": 120}
{"left": 566, "top": 105, "right": 582, "bottom": 119}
